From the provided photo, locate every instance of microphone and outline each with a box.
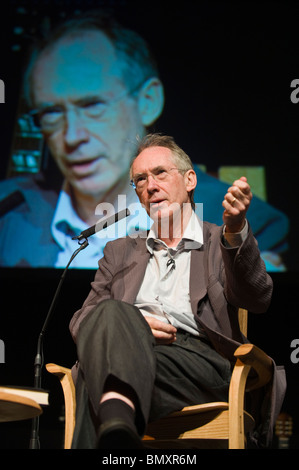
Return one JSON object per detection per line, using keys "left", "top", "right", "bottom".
{"left": 0, "top": 190, "right": 25, "bottom": 217}
{"left": 72, "top": 208, "right": 131, "bottom": 241}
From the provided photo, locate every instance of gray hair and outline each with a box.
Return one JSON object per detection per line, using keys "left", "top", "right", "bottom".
{"left": 24, "top": 11, "right": 160, "bottom": 107}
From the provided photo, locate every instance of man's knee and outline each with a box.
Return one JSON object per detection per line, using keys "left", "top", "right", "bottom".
{"left": 78, "top": 299, "right": 153, "bottom": 351}
{"left": 95, "top": 299, "right": 123, "bottom": 314}
{"left": 94, "top": 299, "right": 137, "bottom": 320}
{"left": 81, "top": 299, "right": 143, "bottom": 332}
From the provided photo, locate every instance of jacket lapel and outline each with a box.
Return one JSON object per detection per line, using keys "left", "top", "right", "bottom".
{"left": 121, "top": 236, "right": 150, "bottom": 304}
{"left": 190, "top": 246, "right": 208, "bottom": 315}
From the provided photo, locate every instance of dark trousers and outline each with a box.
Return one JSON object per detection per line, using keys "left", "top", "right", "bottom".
{"left": 71, "top": 299, "right": 232, "bottom": 449}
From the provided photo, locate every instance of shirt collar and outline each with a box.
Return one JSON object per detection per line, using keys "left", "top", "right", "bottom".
{"left": 146, "top": 210, "right": 203, "bottom": 254}
{"left": 51, "top": 184, "right": 90, "bottom": 250}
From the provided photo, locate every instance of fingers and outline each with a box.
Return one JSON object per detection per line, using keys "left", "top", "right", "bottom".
{"left": 144, "top": 316, "right": 177, "bottom": 344}
{"left": 222, "top": 176, "right": 253, "bottom": 232}
{"left": 224, "top": 177, "right": 252, "bottom": 207}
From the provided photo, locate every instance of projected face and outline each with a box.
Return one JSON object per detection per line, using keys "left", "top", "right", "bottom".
{"left": 31, "top": 31, "right": 147, "bottom": 202}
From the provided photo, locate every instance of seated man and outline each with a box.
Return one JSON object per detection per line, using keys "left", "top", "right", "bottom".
{"left": 69, "top": 133, "right": 285, "bottom": 449}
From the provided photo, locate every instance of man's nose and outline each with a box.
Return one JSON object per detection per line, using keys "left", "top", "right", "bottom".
{"left": 64, "top": 110, "right": 89, "bottom": 147}
{"left": 146, "top": 174, "right": 159, "bottom": 192}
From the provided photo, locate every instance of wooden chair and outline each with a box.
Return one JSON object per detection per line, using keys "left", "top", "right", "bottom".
{"left": 46, "top": 308, "right": 273, "bottom": 449}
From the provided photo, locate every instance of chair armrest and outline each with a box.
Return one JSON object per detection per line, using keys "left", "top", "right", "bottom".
{"left": 228, "top": 343, "right": 273, "bottom": 448}
{"left": 234, "top": 344, "right": 273, "bottom": 391}
{"left": 46, "top": 363, "right": 76, "bottom": 449}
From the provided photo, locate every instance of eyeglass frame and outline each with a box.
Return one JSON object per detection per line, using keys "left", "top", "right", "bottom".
{"left": 25, "top": 81, "right": 146, "bottom": 133}
{"left": 130, "top": 166, "right": 187, "bottom": 190}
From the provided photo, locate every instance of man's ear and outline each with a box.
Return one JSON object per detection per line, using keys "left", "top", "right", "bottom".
{"left": 185, "top": 169, "right": 197, "bottom": 193}
{"left": 138, "top": 77, "right": 165, "bottom": 126}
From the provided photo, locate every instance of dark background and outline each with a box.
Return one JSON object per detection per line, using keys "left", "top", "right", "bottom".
{"left": 0, "top": 0, "right": 298, "bottom": 449}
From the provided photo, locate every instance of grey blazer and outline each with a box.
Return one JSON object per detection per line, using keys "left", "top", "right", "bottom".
{"left": 69, "top": 221, "right": 286, "bottom": 447}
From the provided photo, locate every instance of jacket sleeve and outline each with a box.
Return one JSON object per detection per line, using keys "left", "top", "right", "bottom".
{"left": 220, "top": 225, "right": 273, "bottom": 313}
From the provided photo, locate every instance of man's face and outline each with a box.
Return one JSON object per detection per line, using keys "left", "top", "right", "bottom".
{"left": 31, "top": 31, "right": 146, "bottom": 201}
{"left": 131, "top": 146, "right": 195, "bottom": 222}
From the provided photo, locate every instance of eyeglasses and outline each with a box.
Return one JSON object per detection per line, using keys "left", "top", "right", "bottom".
{"left": 130, "top": 167, "right": 184, "bottom": 190}
{"left": 27, "top": 83, "right": 143, "bottom": 133}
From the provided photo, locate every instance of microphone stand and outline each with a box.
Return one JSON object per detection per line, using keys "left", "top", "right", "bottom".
{"left": 29, "top": 208, "right": 130, "bottom": 448}
{"left": 29, "top": 239, "right": 89, "bottom": 449}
